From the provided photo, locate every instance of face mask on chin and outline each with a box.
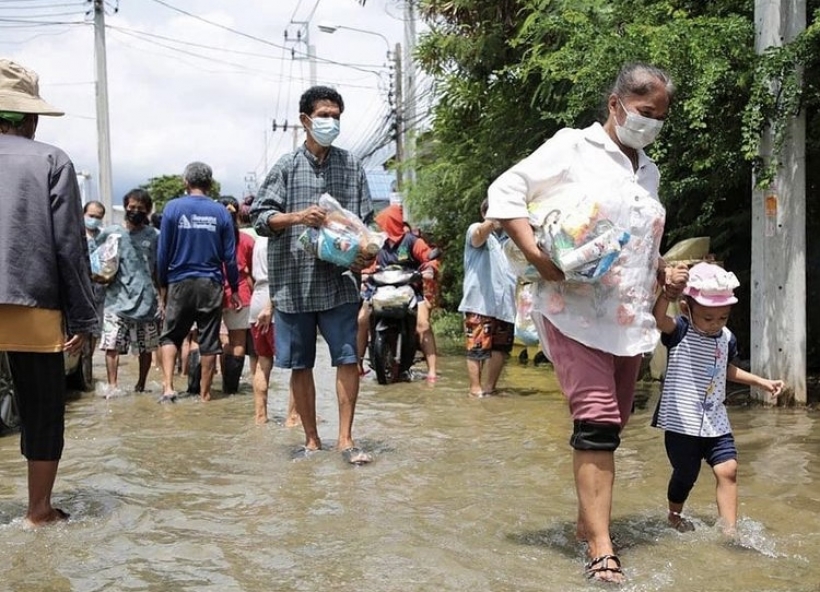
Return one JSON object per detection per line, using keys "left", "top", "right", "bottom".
{"left": 308, "top": 116, "right": 340, "bottom": 147}
{"left": 615, "top": 98, "right": 664, "bottom": 150}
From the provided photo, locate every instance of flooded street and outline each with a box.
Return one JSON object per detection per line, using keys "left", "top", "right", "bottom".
{"left": 1, "top": 344, "right": 819, "bottom": 592}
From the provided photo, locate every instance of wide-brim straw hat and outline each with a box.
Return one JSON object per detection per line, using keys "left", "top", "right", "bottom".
{"left": 0, "top": 59, "right": 63, "bottom": 116}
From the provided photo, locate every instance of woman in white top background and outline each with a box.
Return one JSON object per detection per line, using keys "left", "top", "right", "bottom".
{"left": 487, "top": 62, "right": 687, "bottom": 583}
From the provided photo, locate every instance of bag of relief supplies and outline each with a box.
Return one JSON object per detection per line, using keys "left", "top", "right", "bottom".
{"left": 298, "top": 193, "right": 386, "bottom": 268}
{"left": 90, "top": 233, "right": 121, "bottom": 282}
{"left": 514, "top": 283, "right": 539, "bottom": 347}
{"left": 504, "top": 187, "right": 630, "bottom": 283}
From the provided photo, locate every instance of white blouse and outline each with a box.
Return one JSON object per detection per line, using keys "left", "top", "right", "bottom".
{"left": 486, "top": 123, "right": 665, "bottom": 357}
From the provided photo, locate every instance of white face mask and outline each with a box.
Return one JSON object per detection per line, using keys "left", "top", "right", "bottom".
{"left": 308, "top": 116, "right": 340, "bottom": 147}
{"left": 615, "top": 98, "right": 664, "bottom": 149}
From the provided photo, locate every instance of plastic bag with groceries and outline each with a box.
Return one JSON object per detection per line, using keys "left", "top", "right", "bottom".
{"left": 297, "top": 193, "right": 386, "bottom": 268}
{"left": 503, "top": 186, "right": 630, "bottom": 283}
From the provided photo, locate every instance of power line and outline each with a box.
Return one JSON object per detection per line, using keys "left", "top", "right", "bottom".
{"left": 145, "top": 0, "right": 380, "bottom": 76}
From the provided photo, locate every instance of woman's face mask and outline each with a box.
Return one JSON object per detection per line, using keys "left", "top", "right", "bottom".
{"left": 308, "top": 116, "right": 340, "bottom": 147}
{"left": 615, "top": 98, "right": 664, "bottom": 150}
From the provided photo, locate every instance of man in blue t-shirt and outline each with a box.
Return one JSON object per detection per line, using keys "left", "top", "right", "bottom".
{"left": 156, "top": 161, "right": 241, "bottom": 402}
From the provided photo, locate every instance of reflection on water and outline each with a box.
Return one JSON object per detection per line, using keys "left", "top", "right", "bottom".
{"left": 1, "top": 348, "right": 819, "bottom": 591}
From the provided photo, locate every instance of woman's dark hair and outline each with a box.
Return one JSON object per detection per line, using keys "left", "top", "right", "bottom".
{"left": 123, "top": 188, "right": 153, "bottom": 212}
{"left": 218, "top": 196, "right": 240, "bottom": 242}
{"left": 610, "top": 63, "right": 675, "bottom": 100}
{"left": 299, "top": 85, "right": 344, "bottom": 116}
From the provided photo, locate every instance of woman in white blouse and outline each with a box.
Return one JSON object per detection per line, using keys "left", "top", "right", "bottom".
{"left": 487, "top": 63, "right": 686, "bottom": 583}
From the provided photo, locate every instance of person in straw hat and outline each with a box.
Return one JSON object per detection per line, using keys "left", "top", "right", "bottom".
{"left": 0, "top": 59, "right": 98, "bottom": 526}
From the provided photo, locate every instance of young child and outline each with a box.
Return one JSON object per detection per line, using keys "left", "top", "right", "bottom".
{"left": 652, "top": 262, "right": 784, "bottom": 535}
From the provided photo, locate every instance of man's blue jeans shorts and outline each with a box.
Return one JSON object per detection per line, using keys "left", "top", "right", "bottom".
{"left": 274, "top": 302, "right": 359, "bottom": 369}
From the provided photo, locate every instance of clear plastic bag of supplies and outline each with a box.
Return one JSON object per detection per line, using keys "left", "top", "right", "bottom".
{"left": 298, "top": 193, "right": 386, "bottom": 268}
{"left": 514, "top": 283, "right": 540, "bottom": 347}
{"left": 504, "top": 188, "right": 630, "bottom": 283}
{"left": 90, "top": 233, "right": 120, "bottom": 283}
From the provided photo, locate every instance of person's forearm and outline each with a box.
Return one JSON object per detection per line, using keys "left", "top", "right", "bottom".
{"left": 501, "top": 218, "right": 540, "bottom": 261}
{"left": 267, "top": 211, "right": 304, "bottom": 231}
{"left": 470, "top": 219, "right": 495, "bottom": 248}
{"left": 727, "top": 365, "right": 764, "bottom": 387}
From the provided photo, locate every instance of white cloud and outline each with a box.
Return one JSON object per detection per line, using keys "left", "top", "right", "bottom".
{"left": 1, "top": 0, "right": 422, "bottom": 207}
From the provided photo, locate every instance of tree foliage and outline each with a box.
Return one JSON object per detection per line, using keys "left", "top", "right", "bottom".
{"left": 408, "top": 0, "right": 819, "bottom": 358}
{"left": 140, "top": 174, "right": 222, "bottom": 212}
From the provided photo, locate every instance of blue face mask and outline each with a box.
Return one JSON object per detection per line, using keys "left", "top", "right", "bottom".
{"left": 84, "top": 216, "right": 102, "bottom": 231}
{"left": 308, "top": 116, "right": 340, "bottom": 147}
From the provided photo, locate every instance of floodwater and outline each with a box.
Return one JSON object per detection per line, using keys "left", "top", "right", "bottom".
{"left": 1, "top": 343, "right": 819, "bottom": 592}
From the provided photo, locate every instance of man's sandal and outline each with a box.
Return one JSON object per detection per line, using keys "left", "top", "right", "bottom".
{"left": 584, "top": 554, "right": 623, "bottom": 582}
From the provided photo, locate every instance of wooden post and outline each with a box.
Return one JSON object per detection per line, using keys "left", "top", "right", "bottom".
{"left": 751, "top": 0, "right": 807, "bottom": 404}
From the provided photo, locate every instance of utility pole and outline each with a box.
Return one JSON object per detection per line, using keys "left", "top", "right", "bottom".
{"left": 285, "top": 21, "right": 317, "bottom": 86}
{"left": 393, "top": 42, "right": 403, "bottom": 192}
{"left": 751, "top": 0, "right": 806, "bottom": 403}
{"left": 93, "top": 0, "right": 114, "bottom": 220}
{"left": 403, "top": 0, "right": 417, "bottom": 186}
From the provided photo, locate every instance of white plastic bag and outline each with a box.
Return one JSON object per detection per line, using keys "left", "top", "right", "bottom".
{"left": 297, "top": 193, "right": 386, "bottom": 268}
{"left": 90, "top": 234, "right": 120, "bottom": 282}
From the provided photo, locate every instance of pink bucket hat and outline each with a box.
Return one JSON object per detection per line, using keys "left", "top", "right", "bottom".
{"left": 683, "top": 262, "right": 739, "bottom": 307}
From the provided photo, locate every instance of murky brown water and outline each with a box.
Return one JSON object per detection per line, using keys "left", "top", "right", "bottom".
{"left": 1, "top": 344, "right": 819, "bottom": 592}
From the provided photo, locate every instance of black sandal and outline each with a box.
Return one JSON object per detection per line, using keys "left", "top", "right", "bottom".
{"left": 584, "top": 554, "right": 623, "bottom": 582}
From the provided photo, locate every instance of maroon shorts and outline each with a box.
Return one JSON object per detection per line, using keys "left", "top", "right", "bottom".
{"left": 250, "top": 323, "right": 275, "bottom": 359}
{"left": 542, "top": 318, "right": 641, "bottom": 429}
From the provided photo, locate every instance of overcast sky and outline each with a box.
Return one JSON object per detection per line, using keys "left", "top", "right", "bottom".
{"left": 1, "top": 0, "right": 422, "bottom": 205}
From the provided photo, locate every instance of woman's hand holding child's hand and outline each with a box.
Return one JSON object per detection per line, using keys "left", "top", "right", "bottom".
{"left": 663, "top": 263, "right": 689, "bottom": 300}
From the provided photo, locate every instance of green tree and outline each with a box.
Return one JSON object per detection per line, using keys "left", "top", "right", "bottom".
{"left": 410, "top": 0, "right": 819, "bottom": 360}
{"left": 141, "top": 174, "right": 222, "bottom": 212}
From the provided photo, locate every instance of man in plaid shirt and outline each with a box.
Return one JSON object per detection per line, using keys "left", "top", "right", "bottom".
{"left": 251, "top": 86, "right": 374, "bottom": 464}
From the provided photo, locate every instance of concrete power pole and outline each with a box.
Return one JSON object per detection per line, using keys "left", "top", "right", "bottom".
{"left": 393, "top": 42, "right": 403, "bottom": 192}
{"left": 752, "top": 0, "right": 807, "bottom": 404}
{"left": 403, "top": 0, "right": 417, "bottom": 186}
{"left": 93, "top": 0, "right": 114, "bottom": 220}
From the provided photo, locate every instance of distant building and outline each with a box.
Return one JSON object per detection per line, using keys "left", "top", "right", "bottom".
{"left": 365, "top": 169, "right": 398, "bottom": 214}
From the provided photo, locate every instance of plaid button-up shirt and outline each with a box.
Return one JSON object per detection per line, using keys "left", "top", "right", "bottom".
{"left": 251, "top": 144, "right": 373, "bottom": 314}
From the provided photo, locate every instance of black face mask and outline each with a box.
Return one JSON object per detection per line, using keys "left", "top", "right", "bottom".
{"left": 126, "top": 210, "right": 148, "bottom": 226}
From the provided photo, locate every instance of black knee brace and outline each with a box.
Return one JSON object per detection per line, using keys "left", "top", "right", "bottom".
{"left": 570, "top": 421, "right": 621, "bottom": 451}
